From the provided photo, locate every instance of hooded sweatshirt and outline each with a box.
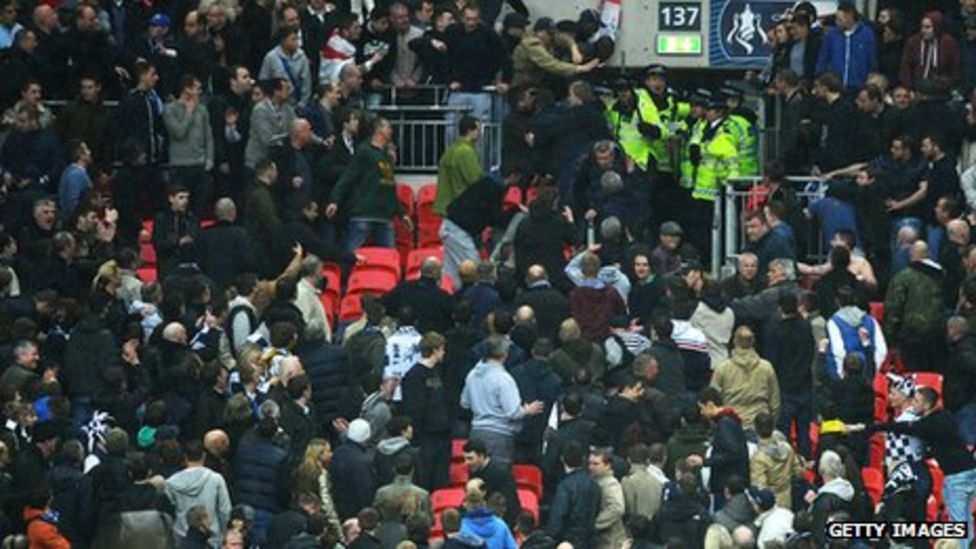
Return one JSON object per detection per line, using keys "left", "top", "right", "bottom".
{"left": 826, "top": 306, "right": 887, "bottom": 381}
{"left": 166, "top": 466, "right": 232, "bottom": 542}
{"left": 460, "top": 359, "right": 526, "bottom": 436}
{"left": 711, "top": 348, "right": 781, "bottom": 429}
{"left": 750, "top": 433, "right": 805, "bottom": 508}
{"left": 460, "top": 508, "right": 518, "bottom": 549}
{"left": 900, "top": 11, "right": 962, "bottom": 89}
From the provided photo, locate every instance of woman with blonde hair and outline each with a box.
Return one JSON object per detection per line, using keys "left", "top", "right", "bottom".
{"left": 459, "top": 478, "right": 516, "bottom": 549}
{"left": 292, "top": 438, "right": 342, "bottom": 534}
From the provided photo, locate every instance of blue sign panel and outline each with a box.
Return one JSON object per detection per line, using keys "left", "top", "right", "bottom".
{"left": 710, "top": 0, "right": 794, "bottom": 67}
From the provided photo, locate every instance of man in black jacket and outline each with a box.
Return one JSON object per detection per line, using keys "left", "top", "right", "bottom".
{"left": 545, "top": 440, "right": 600, "bottom": 548}
{"left": 152, "top": 184, "right": 199, "bottom": 279}
{"left": 540, "top": 390, "right": 594, "bottom": 496}
{"left": 946, "top": 316, "right": 976, "bottom": 445}
{"left": 279, "top": 374, "right": 320, "bottom": 458}
{"left": 300, "top": 342, "right": 360, "bottom": 432}
{"left": 855, "top": 386, "right": 976, "bottom": 544}
{"left": 462, "top": 439, "right": 521, "bottom": 526}
{"left": 687, "top": 387, "right": 749, "bottom": 510}
{"left": 329, "top": 418, "right": 376, "bottom": 521}
{"left": 382, "top": 258, "right": 454, "bottom": 333}
{"left": 209, "top": 66, "right": 253, "bottom": 203}
{"left": 400, "top": 332, "right": 451, "bottom": 490}
{"left": 762, "top": 291, "right": 815, "bottom": 457}
{"left": 513, "top": 266, "right": 570, "bottom": 341}
{"left": 195, "top": 197, "right": 253, "bottom": 291}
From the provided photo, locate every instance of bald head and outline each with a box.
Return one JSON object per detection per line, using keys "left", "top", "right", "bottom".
{"left": 909, "top": 240, "right": 929, "bottom": 262}
{"left": 526, "top": 265, "right": 547, "bottom": 285}
{"left": 33, "top": 5, "right": 56, "bottom": 31}
{"left": 514, "top": 305, "right": 535, "bottom": 325}
{"left": 420, "top": 257, "right": 442, "bottom": 280}
{"left": 215, "top": 197, "right": 236, "bottom": 222}
{"left": 204, "top": 429, "right": 230, "bottom": 455}
{"left": 162, "top": 322, "right": 187, "bottom": 344}
{"left": 947, "top": 219, "right": 971, "bottom": 246}
{"left": 291, "top": 118, "right": 312, "bottom": 146}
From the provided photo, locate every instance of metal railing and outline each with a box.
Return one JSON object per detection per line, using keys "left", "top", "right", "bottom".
{"left": 372, "top": 104, "right": 503, "bottom": 173}
{"left": 713, "top": 176, "right": 827, "bottom": 277}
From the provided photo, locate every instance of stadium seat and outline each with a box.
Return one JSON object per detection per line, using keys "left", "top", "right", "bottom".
{"left": 201, "top": 219, "right": 216, "bottom": 228}
{"left": 868, "top": 302, "right": 884, "bottom": 323}
{"left": 406, "top": 247, "right": 445, "bottom": 279}
{"left": 449, "top": 462, "right": 469, "bottom": 487}
{"left": 517, "top": 489, "right": 539, "bottom": 521}
{"left": 320, "top": 270, "right": 341, "bottom": 322}
{"left": 355, "top": 247, "right": 402, "bottom": 278}
{"left": 339, "top": 294, "right": 364, "bottom": 322}
{"left": 869, "top": 433, "right": 885, "bottom": 470}
{"left": 927, "top": 460, "right": 945, "bottom": 521}
{"left": 912, "top": 372, "right": 943, "bottom": 407}
{"left": 322, "top": 261, "right": 342, "bottom": 283}
{"left": 861, "top": 467, "right": 883, "bottom": 507}
{"left": 873, "top": 373, "right": 889, "bottom": 421}
{"left": 502, "top": 186, "right": 523, "bottom": 212}
{"left": 136, "top": 267, "right": 157, "bottom": 283}
{"left": 431, "top": 488, "right": 465, "bottom": 514}
{"left": 451, "top": 439, "right": 467, "bottom": 461}
{"left": 140, "top": 220, "right": 156, "bottom": 266}
{"left": 393, "top": 216, "right": 415, "bottom": 265}
{"left": 440, "top": 275, "right": 454, "bottom": 294}
{"left": 397, "top": 183, "right": 415, "bottom": 216}
{"left": 346, "top": 270, "right": 398, "bottom": 296}
{"left": 417, "top": 221, "right": 443, "bottom": 248}
{"left": 513, "top": 464, "right": 543, "bottom": 499}
{"left": 417, "top": 184, "right": 438, "bottom": 215}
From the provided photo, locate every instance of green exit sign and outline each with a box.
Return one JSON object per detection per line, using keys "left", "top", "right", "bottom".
{"left": 657, "top": 33, "right": 702, "bottom": 55}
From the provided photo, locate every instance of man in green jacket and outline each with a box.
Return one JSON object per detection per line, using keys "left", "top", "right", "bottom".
{"left": 436, "top": 115, "right": 483, "bottom": 286}
{"left": 326, "top": 117, "right": 412, "bottom": 251}
{"left": 884, "top": 240, "right": 947, "bottom": 372}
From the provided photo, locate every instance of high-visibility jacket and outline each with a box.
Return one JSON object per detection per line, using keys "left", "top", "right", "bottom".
{"left": 635, "top": 88, "right": 690, "bottom": 174}
{"left": 680, "top": 117, "right": 705, "bottom": 190}
{"left": 607, "top": 104, "right": 653, "bottom": 170}
{"left": 691, "top": 118, "right": 739, "bottom": 202}
{"left": 726, "top": 113, "right": 759, "bottom": 176}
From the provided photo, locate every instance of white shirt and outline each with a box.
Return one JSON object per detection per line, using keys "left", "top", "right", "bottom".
{"left": 385, "top": 326, "right": 421, "bottom": 400}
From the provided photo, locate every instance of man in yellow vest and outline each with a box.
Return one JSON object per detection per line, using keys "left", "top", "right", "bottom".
{"left": 635, "top": 64, "right": 690, "bottom": 179}
{"left": 606, "top": 78, "right": 653, "bottom": 171}
{"left": 687, "top": 93, "right": 739, "bottom": 265}
{"left": 720, "top": 85, "right": 760, "bottom": 176}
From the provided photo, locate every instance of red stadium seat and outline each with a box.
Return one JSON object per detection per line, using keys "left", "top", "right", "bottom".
{"left": 339, "top": 294, "right": 364, "bottom": 322}
{"left": 927, "top": 460, "right": 946, "bottom": 520}
{"left": 136, "top": 267, "right": 157, "bottom": 283}
{"left": 397, "top": 183, "right": 415, "bottom": 216}
{"left": 406, "top": 247, "right": 445, "bottom": 279}
{"left": 440, "top": 274, "right": 454, "bottom": 294}
{"left": 513, "top": 464, "right": 543, "bottom": 499}
{"left": 320, "top": 270, "right": 341, "bottom": 322}
{"left": 322, "top": 261, "right": 342, "bottom": 283}
{"left": 868, "top": 302, "right": 884, "bottom": 324}
{"left": 417, "top": 221, "right": 442, "bottom": 248}
{"left": 502, "top": 186, "right": 523, "bottom": 212}
{"left": 346, "top": 270, "right": 398, "bottom": 296}
{"left": 861, "top": 467, "right": 883, "bottom": 507}
{"left": 517, "top": 489, "right": 539, "bottom": 521}
{"left": 416, "top": 183, "right": 443, "bottom": 247}
{"left": 355, "top": 247, "right": 402, "bottom": 278}
{"left": 869, "top": 433, "right": 885, "bottom": 470}
{"left": 873, "top": 373, "right": 889, "bottom": 421}
{"left": 140, "top": 220, "right": 156, "bottom": 266}
{"left": 417, "top": 184, "right": 438, "bottom": 214}
{"left": 912, "top": 373, "right": 943, "bottom": 407}
{"left": 451, "top": 439, "right": 467, "bottom": 461}
{"left": 449, "top": 462, "right": 469, "bottom": 487}
{"left": 431, "top": 488, "right": 465, "bottom": 514}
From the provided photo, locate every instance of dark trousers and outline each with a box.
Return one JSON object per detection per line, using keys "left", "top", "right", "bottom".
{"left": 778, "top": 391, "right": 813, "bottom": 458}
{"left": 899, "top": 334, "right": 946, "bottom": 374}
{"left": 416, "top": 434, "right": 451, "bottom": 491}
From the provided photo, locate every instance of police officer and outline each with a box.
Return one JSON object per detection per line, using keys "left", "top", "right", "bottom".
{"left": 606, "top": 78, "right": 653, "bottom": 171}
{"left": 635, "top": 64, "right": 690, "bottom": 179}
{"left": 687, "top": 92, "right": 739, "bottom": 265}
{"left": 720, "top": 85, "right": 760, "bottom": 176}
{"left": 679, "top": 89, "right": 712, "bottom": 192}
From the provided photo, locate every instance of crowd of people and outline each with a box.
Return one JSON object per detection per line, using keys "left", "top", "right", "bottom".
{"left": 0, "top": 0, "right": 975, "bottom": 547}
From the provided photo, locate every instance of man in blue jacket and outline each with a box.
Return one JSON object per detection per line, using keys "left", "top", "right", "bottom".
{"left": 815, "top": 2, "right": 877, "bottom": 89}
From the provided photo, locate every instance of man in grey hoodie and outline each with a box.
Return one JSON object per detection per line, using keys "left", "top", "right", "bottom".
{"left": 806, "top": 450, "right": 854, "bottom": 547}
{"left": 166, "top": 439, "right": 232, "bottom": 547}
{"left": 460, "top": 336, "right": 544, "bottom": 467}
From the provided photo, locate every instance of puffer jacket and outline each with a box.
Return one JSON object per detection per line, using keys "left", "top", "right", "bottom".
{"left": 884, "top": 259, "right": 945, "bottom": 342}
{"left": 300, "top": 342, "right": 361, "bottom": 426}
{"left": 710, "top": 348, "right": 781, "bottom": 429}
{"left": 545, "top": 468, "right": 601, "bottom": 548}
{"left": 750, "top": 433, "right": 805, "bottom": 508}
{"left": 234, "top": 429, "right": 289, "bottom": 513}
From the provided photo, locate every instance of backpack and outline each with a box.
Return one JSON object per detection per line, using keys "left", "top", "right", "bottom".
{"left": 603, "top": 333, "right": 636, "bottom": 372}
{"left": 226, "top": 303, "right": 258, "bottom": 356}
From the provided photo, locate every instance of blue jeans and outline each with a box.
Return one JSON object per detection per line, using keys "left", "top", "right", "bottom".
{"left": 955, "top": 403, "right": 976, "bottom": 446}
{"left": 344, "top": 219, "right": 394, "bottom": 251}
{"left": 440, "top": 219, "right": 480, "bottom": 288}
{"left": 778, "top": 392, "right": 813, "bottom": 458}
{"left": 469, "top": 428, "right": 515, "bottom": 469}
{"left": 943, "top": 468, "right": 976, "bottom": 546}
{"left": 927, "top": 223, "right": 945, "bottom": 259}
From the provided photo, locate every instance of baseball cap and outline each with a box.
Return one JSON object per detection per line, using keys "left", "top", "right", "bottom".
{"left": 148, "top": 13, "right": 171, "bottom": 28}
